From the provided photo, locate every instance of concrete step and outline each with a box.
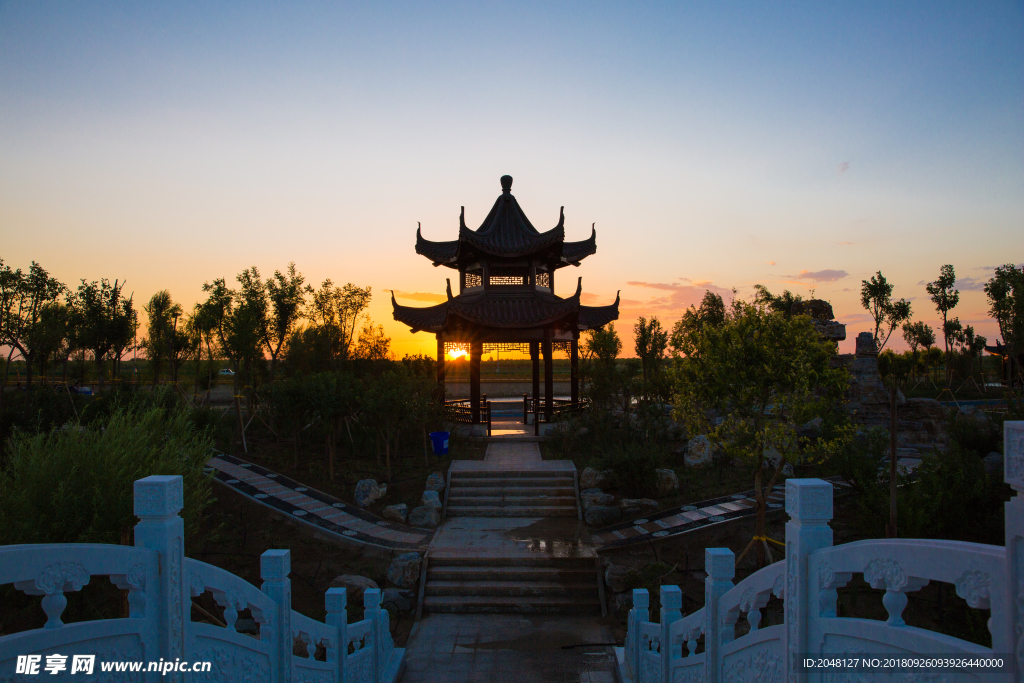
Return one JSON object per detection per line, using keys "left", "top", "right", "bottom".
{"left": 450, "top": 486, "right": 575, "bottom": 497}
{"left": 450, "top": 469, "right": 575, "bottom": 479}
{"left": 425, "top": 580, "right": 597, "bottom": 597}
{"left": 446, "top": 495, "right": 577, "bottom": 506}
{"left": 449, "top": 476, "right": 575, "bottom": 487}
{"left": 446, "top": 505, "right": 579, "bottom": 517}
{"left": 428, "top": 555, "right": 596, "bottom": 569}
{"left": 423, "top": 595, "right": 601, "bottom": 614}
{"left": 427, "top": 565, "right": 595, "bottom": 581}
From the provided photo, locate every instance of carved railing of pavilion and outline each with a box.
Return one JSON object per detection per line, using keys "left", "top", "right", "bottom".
{"left": 618, "top": 421, "right": 1024, "bottom": 683}
{"left": 0, "top": 475, "right": 405, "bottom": 683}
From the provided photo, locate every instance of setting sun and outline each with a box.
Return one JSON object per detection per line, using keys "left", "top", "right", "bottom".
{"left": 448, "top": 349, "right": 468, "bottom": 360}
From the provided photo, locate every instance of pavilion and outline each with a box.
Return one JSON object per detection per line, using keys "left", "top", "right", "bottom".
{"left": 391, "top": 175, "right": 619, "bottom": 432}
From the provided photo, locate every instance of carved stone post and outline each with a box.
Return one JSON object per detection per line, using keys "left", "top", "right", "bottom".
{"left": 783, "top": 479, "right": 834, "bottom": 683}
{"left": 660, "top": 585, "right": 682, "bottom": 683}
{"left": 261, "top": 549, "right": 293, "bottom": 683}
{"left": 363, "top": 588, "right": 382, "bottom": 682}
{"left": 133, "top": 475, "right": 187, "bottom": 679}
{"left": 628, "top": 588, "right": 649, "bottom": 680}
{"left": 325, "top": 587, "right": 348, "bottom": 683}
{"left": 1002, "top": 421, "right": 1023, "bottom": 681}
{"left": 704, "top": 548, "right": 734, "bottom": 683}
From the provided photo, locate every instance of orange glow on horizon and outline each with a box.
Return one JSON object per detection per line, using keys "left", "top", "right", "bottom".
{"left": 448, "top": 349, "right": 468, "bottom": 359}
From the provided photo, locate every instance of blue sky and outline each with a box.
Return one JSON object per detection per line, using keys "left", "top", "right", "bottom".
{"left": 2, "top": 1, "right": 1021, "bottom": 355}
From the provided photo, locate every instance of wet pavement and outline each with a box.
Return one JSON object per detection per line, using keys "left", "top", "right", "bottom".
{"left": 399, "top": 614, "right": 616, "bottom": 683}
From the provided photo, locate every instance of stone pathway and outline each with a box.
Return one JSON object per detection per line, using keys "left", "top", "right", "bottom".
{"left": 205, "top": 453, "right": 433, "bottom": 551}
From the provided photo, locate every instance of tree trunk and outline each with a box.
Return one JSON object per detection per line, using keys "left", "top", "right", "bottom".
{"left": 96, "top": 355, "right": 105, "bottom": 390}
{"left": 375, "top": 432, "right": 381, "bottom": 466}
{"left": 385, "top": 432, "right": 392, "bottom": 483}
{"left": 328, "top": 421, "right": 336, "bottom": 480}
{"left": 423, "top": 427, "right": 429, "bottom": 468}
{"left": 753, "top": 465, "right": 766, "bottom": 567}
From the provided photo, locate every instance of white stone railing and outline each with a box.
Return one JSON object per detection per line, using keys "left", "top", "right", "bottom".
{"left": 0, "top": 475, "right": 405, "bottom": 683}
{"left": 616, "top": 420, "right": 1024, "bottom": 683}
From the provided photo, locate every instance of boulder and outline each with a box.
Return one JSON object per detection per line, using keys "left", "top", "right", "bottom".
{"left": 798, "top": 417, "right": 823, "bottom": 438}
{"left": 425, "top": 472, "right": 446, "bottom": 492}
{"left": 984, "top": 452, "right": 1004, "bottom": 476}
{"left": 585, "top": 504, "right": 622, "bottom": 526}
{"left": 381, "top": 587, "right": 416, "bottom": 613}
{"left": 685, "top": 436, "right": 713, "bottom": 467}
{"left": 329, "top": 574, "right": 378, "bottom": 603}
{"left": 383, "top": 503, "right": 408, "bottom": 524}
{"left": 354, "top": 479, "right": 386, "bottom": 508}
{"left": 614, "top": 592, "right": 634, "bottom": 613}
{"left": 604, "top": 564, "right": 633, "bottom": 593}
{"left": 580, "top": 488, "right": 614, "bottom": 508}
{"left": 957, "top": 405, "right": 992, "bottom": 429}
{"left": 579, "top": 467, "right": 610, "bottom": 490}
{"left": 421, "top": 490, "right": 442, "bottom": 510}
{"left": 407, "top": 505, "right": 440, "bottom": 529}
{"left": 654, "top": 469, "right": 679, "bottom": 495}
{"left": 386, "top": 552, "right": 423, "bottom": 589}
{"left": 619, "top": 498, "right": 659, "bottom": 516}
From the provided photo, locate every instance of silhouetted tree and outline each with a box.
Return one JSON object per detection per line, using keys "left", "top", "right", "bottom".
{"left": 861, "top": 271, "right": 912, "bottom": 351}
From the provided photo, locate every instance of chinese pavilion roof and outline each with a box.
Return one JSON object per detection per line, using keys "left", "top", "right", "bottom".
{"left": 415, "top": 175, "right": 598, "bottom": 268}
{"left": 391, "top": 279, "right": 620, "bottom": 333}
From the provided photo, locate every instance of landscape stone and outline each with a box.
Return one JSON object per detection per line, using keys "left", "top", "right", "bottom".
{"left": 604, "top": 564, "right": 632, "bottom": 593}
{"left": 983, "top": 451, "right": 1004, "bottom": 476}
{"left": 579, "top": 467, "right": 610, "bottom": 490}
{"left": 354, "top": 479, "right": 386, "bottom": 507}
{"left": 580, "top": 488, "right": 614, "bottom": 508}
{"left": 381, "top": 587, "right": 416, "bottom": 612}
{"left": 408, "top": 505, "right": 440, "bottom": 529}
{"left": 654, "top": 468, "right": 679, "bottom": 495}
{"left": 613, "top": 592, "right": 634, "bottom": 613}
{"left": 618, "top": 498, "right": 659, "bottom": 516}
{"left": 425, "top": 472, "right": 446, "bottom": 492}
{"left": 329, "top": 574, "right": 379, "bottom": 603}
{"left": 585, "top": 504, "right": 622, "bottom": 526}
{"left": 421, "top": 490, "right": 442, "bottom": 510}
{"left": 383, "top": 503, "right": 408, "bottom": 524}
{"left": 685, "top": 435, "right": 713, "bottom": 467}
{"left": 386, "top": 552, "right": 423, "bottom": 588}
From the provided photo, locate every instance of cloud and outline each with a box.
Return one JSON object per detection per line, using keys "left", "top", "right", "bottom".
{"left": 917, "top": 280, "right": 926, "bottom": 286}
{"left": 392, "top": 290, "right": 447, "bottom": 303}
{"left": 955, "top": 277, "right": 988, "bottom": 292}
{"left": 783, "top": 269, "right": 848, "bottom": 283}
{"left": 580, "top": 292, "right": 619, "bottom": 305}
{"left": 624, "top": 280, "right": 734, "bottom": 315}
{"left": 838, "top": 242, "right": 854, "bottom": 245}
{"left": 767, "top": 261, "right": 776, "bottom": 266}
{"left": 841, "top": 287, "right": 850, "bottom": 292}
{"left": 838, "top": 162, "right": 849, "bottom": 174}
{"left": 837, "top": 313, "right": 874, "bottom": 324}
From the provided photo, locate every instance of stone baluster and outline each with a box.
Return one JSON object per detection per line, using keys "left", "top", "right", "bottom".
{"left": 660, "top": 585, "right": 682, "bottom": 683}
{"left": 133, "top": 475, "right": 187, "bottom": 680}
{"left": 628, "top": 588, "right": 649, "bottom": 681}
{"left": 1002, "top": 421, "right": 1023, "bottom": 683}
{"left": 261, "top": 549, "right": 293, "bottom": 683}
{"left": 783, "top": 479, "right": 834, "bottom": 683}
{"left": 704, "top": 548, "right": 734, "bottom": 683}
{"left": 326, "top": 587, "right": 348, "bottom": 682}
{"left": 364, "top": 588, "right": 382, "bottom": 683}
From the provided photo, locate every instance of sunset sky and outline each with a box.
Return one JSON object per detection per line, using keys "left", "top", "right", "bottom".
{"left": 2, "top": 2, "right": 1021, "bottom": 358}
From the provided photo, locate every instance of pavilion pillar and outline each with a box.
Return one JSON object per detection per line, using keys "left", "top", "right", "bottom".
{"left": 530, "top": 342, "right": 540, "bottom": 420}
{"left": 571, "top": 336, "right": 579, "bottom": 406}
{"left": 543, "top": 331, "right": 553, "bottom": 422}
{"left": 436, "top": 336, "right": 445, "bottom": 403}
{"left": 470, "top": 341, "right": 482, "bottom": 424}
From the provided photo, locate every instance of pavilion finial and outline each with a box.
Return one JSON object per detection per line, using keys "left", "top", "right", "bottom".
{"left": 446, "top": 279, "right": 453, "bottom": 301}
{"left": 500, "top": 175, "right": 513, "bottom": 193}
{"left": 574, "top": 277, "right": 582, "bottom": 298}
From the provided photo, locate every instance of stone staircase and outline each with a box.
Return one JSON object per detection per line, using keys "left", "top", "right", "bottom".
{"left": 445, "top": 468, "right": 579, "bottom": 517}
{"left": 423, "top": 555, "right": 602, "bottom": 614}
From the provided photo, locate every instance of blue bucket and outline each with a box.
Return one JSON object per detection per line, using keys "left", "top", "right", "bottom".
{"left": 429, "top": 431, "right": 450, "bottom": 456}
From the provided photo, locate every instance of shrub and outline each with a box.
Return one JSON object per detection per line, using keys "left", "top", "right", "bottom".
{"left": 600, "top": 441, "right": 665, "bottom": 497}
{"left": 0, "top": 405, "right": 214, "bottom": 546}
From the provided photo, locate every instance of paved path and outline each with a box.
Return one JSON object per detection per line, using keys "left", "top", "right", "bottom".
{"left": 206, "top": 453, "right": 433, "bottom": 551}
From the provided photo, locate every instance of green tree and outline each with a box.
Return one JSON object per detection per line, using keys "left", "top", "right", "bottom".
{"left": 309, "top": 280, "right": 372, "bottom": 364}
{"left": 31, "top": 302, "right": 73, "bottom": 384}
{"left": 265, "top": 262, "right": 312, "bottom": 379}
{"left": 984, "top": 264, "right": 1024, "bottom": 383}
{"left": 199, "top": 268, "right": 269, "bottom": 395}
{"left": 926, "top": 264, "right": 960, "bottom": 358}
{"left": 752, "top": 284, "right": 802, "bottom": 318}
{"left": 581, "top": 323, "right": 623, "bottom": 413}
{"left": 71, "top": 278, "right": 136, "bottom": 388}
{"left": 672, "top": 299, "right": 850, "bottom": 565}
{"left": 901, "top": 321, "right": 936, "bottom": 353}
{"left": 353, "top": 322, "right": 393, "bottom": 361}
{"left": 670, "top": 290, "right": 727, "bottom": 353}
{"left": 634, "top": 316, "right": 668, "bottom": 384}
{"left": 0, "top": 262, "right": 67, "bottom": 394}
{"left": 143, "top": 290, "right": 182, "bottom": 384}
{"left": 861, "top": 271, "right": 912, "bottom": 351}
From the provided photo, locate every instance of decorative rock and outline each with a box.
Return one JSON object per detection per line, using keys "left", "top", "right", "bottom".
{"left": 619, "top": 498, "right": 659, "bottom": 516}
{"left": 654, "top": 469, "right": 679, "bottom": 495}
{"left": 386, "top": 552, "right": 423, "bottom": 588}
{"left": 580, "top": 467, "right": 610, "bottom": 490}
{"left": 381, "top": 587, "right": 416, "bottom": 612}
{"left": 685, "top": 435, "right": 713, "bottom": 467}
{"left": 354, "top": 479, "right": 386, "bottom": 507}
{"left": 383, "top": 503, "right": 408, "bottom": 524}
{"left": 957, "top": 406, "right": 992, "bottom": 429}
{"left": 421, "top": 490, "right": 442, "bottom": 510}
{"left": 613, "top": 593, "right": 634, "bottom": 613}
{"left": 425, "top": 472, "right": 446, "bottom": 492}
{"left": 329, "top": 574, "right": 379, "bottom": 603}
{"left": 604, "top": 564, "right": 633, "bottom": 593}
{"left": 580, "top": 488, "right": 614, "bottom": 508}
{"left": 408, "top": 505, "right": 440, "bottom": 529}
{"left": 585, "top": 504, "right": 622, "bottom": 526}
{"left": 983, "top": 451, "right": 1004, "bottom": 476}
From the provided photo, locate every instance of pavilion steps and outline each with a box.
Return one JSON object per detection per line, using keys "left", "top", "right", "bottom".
{"left": 423, "top": 555, "right": 601, "bottom": 614}
{"left": 445, "top": 468, "right": 579, "bottom": 518}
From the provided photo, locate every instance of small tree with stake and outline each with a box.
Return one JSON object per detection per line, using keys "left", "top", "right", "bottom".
{"left": 861, "top": 271, "right": 912, "bottom": 352}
